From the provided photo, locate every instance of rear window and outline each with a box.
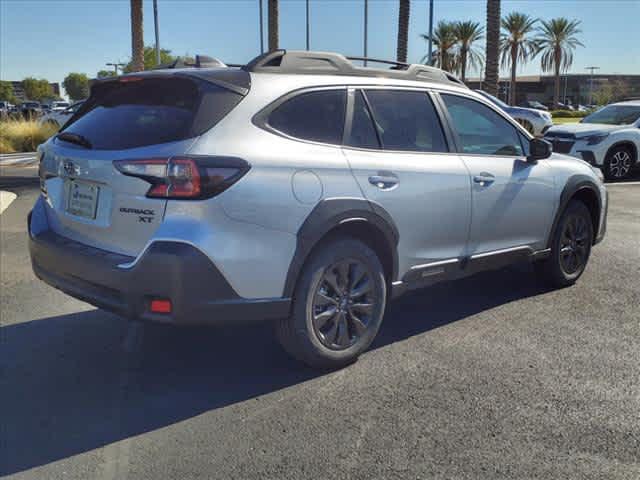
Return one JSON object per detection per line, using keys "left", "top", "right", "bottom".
{"left": 62, "top": 77, "right": 243, "bottom": 150}
{"left": 267, "top": 89, "right": 346, "bottom": 144}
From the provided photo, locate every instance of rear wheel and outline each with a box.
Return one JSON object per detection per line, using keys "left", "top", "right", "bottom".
{"left": 275, "top": 238, "right": 386, "bottom": 369}
{"left": 536, "top": 200, "right": 593, "bottom": 288}
{"left": 603, "top": 145, "right": 634, "bottom": 181}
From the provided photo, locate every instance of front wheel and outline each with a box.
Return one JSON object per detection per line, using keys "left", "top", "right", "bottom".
{"left": 603, "top": 145, "right": 634, "bottom": 181}
{"left": 275, "top": 238, "right": 387, "bottom": 369}
{"left": 536, "top": 200, "right": 593, "bottom": 288}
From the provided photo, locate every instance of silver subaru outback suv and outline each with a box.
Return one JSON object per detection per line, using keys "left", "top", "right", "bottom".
{"left": 29, "top": 50, "right": 607, "bottom": 368}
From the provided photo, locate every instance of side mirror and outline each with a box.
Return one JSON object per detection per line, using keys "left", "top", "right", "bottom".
{"left": 528, "top": 138, "right": 552, "bottom": 162}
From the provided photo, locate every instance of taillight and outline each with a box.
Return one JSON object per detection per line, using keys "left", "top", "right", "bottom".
{"left": 113, "top": 156, "right": 250, "bottom": 200}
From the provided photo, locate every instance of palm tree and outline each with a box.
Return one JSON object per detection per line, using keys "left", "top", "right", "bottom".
{"left": 130, "top": 0, "right": 144, "bottom": 72}
{"left": 454, "top": 21, "right": 484, "bottom": 83}
{"left": 536, "top": 18, "right": 584, "bottom": 108}
{"left": 268, "top": 0, "right": 278, "bottom": 51}
{"left": 396, "top": 0, "right": 410, "bottom": 63}
{"left": 500, "top": 12, "right": 538, "bottom": 105}
{"left": 484, "top": 0, "right": 501, "bottom": 97}
{"left": 421, "top": 21, "right": 457, "bottom": 72}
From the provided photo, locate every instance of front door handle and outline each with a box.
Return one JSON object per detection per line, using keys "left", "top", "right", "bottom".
{"left": 473, "top": 172, "right": 495, "bottom": 186}
{"left": 369, "top": 173, "right": 399, "bottom": 190}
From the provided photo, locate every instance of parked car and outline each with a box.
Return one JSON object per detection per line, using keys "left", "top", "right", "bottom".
{"left": 20, "top": 101, "right": 42, "bottom": 119}
{"left": 0, "top": 100, "right": 13, "bottom": 119}
{"left": 544, "top": 100, "right": 640, "bottom": 180}
{"left": 50, "top": 100, "right": 70, "bottom": 111}
{"left": 476, "top": 90, "right": 553, "bottom": 136}
{"left": 521, "top": 100, "right": 549, "bottom": 111}
{"left": 29, "top": 51, "right": 607, "bottom": 368}
{"left": 39, "top": 101, "right": 84, "bottom": 129}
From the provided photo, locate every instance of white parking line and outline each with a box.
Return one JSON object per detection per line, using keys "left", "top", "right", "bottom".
{"left": 606, "top": 181, "right": 640, "bottom": 186}
{"left": 0, "top": 153, "right": 37, "bottom": 166}
{"left": 0, "top": 190, "right": 17, "bottom": 214}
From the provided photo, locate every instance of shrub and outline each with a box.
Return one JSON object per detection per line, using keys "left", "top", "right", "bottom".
{"left": 550, "top": 110, "right": 589, "bottom": 118}
{"left": 0, "top": 119, "right": 58, "bottom": 153}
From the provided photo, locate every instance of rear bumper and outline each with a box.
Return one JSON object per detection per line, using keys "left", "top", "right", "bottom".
{"left": 28, "top": 205, "right": 290, "bottom": 326}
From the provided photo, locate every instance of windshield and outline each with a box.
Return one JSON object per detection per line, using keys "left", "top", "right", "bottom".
{"left": 582, "top": 105, "right": 640, "bottom": 125}
{"left": 476, "top": 91, "right": 509, "bottom": 109}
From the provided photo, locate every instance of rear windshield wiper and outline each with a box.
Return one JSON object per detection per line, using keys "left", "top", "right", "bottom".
{"left": 56, "top": 132, "right": 93, "bottom": 149}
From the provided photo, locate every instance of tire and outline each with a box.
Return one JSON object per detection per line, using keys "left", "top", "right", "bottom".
{"left": 536, "top": 200, "right": 593, "bottom": 288}
{"left": 275, "top": 237, "right": 387, "bottom": 369}
{"left": 603, "top": 145, "right": 635, "bottom": 181}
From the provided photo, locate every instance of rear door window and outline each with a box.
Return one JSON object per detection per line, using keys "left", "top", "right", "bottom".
{"left": 363, "top": 89, "right": 448, "bottom": 153}
{"left": 267, "top": 89, "right": 346, "bottom": 144}
{"left": 62, "top": 77, "right": 243, "bottom": 150}
{"left": 441, "top": 93, "right": 524, "bottom": 156}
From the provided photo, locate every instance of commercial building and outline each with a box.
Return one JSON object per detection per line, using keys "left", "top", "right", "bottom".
{"left": 8, "top": 81, "right": 61, "bottom": 102}
{"left": 466, "top": 73, "right": 640, "bottom": 106}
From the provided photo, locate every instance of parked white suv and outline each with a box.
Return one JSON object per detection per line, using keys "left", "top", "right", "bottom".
{"left": 29, "top": 51, "right": 607, "bottom": 368}
{"left": 545, "top": 100, "right": 640, "bottom": 180}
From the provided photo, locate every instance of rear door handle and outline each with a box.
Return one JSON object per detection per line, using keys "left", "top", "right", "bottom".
{"left": 368, "top": 174, "right": 399, "bottom": 190}
{"left": 473, "top": 172, "right": 495, "bottom": 186}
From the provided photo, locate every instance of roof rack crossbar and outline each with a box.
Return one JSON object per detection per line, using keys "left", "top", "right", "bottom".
{"left": 243, "top": 50, "right": 466, "bottom": 88}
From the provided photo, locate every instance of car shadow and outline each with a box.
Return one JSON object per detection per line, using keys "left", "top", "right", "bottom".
{"left": 0, "top": 265, "right": 551, "bottom": 475}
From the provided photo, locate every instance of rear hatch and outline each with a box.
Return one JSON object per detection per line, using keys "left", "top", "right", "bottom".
{"left": 39, "top": 72, "right": 248, "bottom": 256}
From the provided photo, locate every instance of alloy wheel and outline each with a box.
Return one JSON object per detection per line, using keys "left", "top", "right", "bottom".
{"left": 311, "top": 259, "right": 376, "bottom": 350}
{"left": 559, "top": 214, "right": 590, "bottom": 275}
{"left": 609, "top": 150, "right": 632, "bottom": 178}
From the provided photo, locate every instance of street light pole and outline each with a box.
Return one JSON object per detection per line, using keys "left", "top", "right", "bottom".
{"left": 305, "top": 0, "right": 310, "bottom": 51}
{"left": 153, "top": 0, "right": 160, "bottom": 65}
{"left": 259, "top": 0, "right": 264, "bottom": 54}
{"left": 363, "top": 0, "right": 368, "bottom": 66}
{"left": 427, "top": 0, "right": 434, "bottom": 65}
{"left": 585, "top": 66, "right": 600, "bottom": 105}
{"left": 106, "top": 62, "right": 125, "bottom": 75}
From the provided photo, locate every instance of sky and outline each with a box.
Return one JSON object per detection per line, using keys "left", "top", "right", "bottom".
{"left": 1, "top": 0, "right": 639, "bottom": 98}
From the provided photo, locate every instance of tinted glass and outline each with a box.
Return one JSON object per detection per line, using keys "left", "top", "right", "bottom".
{"left": 347, "top": 91, "right": 380, "bottom": 149}
{"left": 268, "top": 90, "right": 346, "bottom": 144}
{"left": 63, "top": 77, "right": 242, "bottom": 150}
{"left": 442, "top": 94, "right": 524, "bottom": 156}
{"left": 582, "top": 105, "right": 640, "bottom": 125}
{"left": 364, "top": 90, "right": 447, "bottom": 152}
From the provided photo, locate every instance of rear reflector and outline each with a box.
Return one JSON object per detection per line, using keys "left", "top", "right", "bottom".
{"left": 150, "top": 299, "right": 172, "bottom": 314}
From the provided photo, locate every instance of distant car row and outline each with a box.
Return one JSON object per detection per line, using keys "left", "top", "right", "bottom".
{"left": 0, "top": 100, "right": 73, "bottom": 120}
{"left": 38, "top": 101, "right": 84, "bottom": 128}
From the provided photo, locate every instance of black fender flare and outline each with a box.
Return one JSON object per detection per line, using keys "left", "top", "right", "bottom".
{"left": 546, "top": 175, "right": 602, "bottom": 249}
{"left": 282, "top": 198, "right": 399, "bottom": 298}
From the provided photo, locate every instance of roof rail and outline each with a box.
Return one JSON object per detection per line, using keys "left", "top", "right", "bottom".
{"left": 243, "top": 50, "right": 466, "bottom": 88}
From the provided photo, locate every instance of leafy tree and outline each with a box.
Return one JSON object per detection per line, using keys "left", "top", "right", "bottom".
{"left": 454, "top": 21, "right": 484, "bottom": 83}
{"left": 484, "top": 0, "right": 501, "bottom": 97}
{"left": 421, "top": 21, "right": 457, "bottom": 72}
{"left": 63, "top": 73, "right": 90, "bottom": 101}
{"left": 22, "top": 77, "right": 54, "bottom": 102}
{"left": 96, "top": 69, "right": 117, "bottom": 79}
{"left": 0, "top": 80, "right": 16, "bottom": 103}
{"left": 500, "top": 12, "right": 538, "bottom": 105}
{"left": 123, "top": 46, "right": 178, "bottom": 72}
{"left": 536, "top": 18, "right": 584, "bottom": 108}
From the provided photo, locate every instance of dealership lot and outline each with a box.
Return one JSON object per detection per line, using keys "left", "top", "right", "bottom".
{"left": 1, "top": 168, "right": 638, "bottom": 479}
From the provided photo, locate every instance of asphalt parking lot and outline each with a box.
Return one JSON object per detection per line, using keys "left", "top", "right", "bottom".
{"left": 1, "top": 166, "right": 639, "bottom": 480}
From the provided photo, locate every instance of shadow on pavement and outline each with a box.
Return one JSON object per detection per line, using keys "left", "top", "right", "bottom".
{"left": 0, "top": 265, "right": 550, "bottom": 475}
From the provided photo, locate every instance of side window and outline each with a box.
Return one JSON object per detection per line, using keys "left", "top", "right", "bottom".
{"left": 268, "top": 89, "right": 346, "bottom": 144}
{"left": 346, "top": 90, "right": 380, "bottom": 149}
{"left": 364, "top": 89, "right": 447, "bottom": 153}
{"left": 441, "top": 94, "right": 524, "bottom": 156}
